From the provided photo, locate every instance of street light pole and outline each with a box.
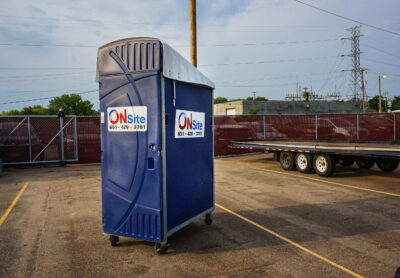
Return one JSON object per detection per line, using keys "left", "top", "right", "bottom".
{"left": 378, "top": 75, "right": 387, "bottom": 113}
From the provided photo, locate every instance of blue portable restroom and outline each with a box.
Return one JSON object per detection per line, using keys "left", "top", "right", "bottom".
{"left": 96, "top": 37, "right": 215, "bottom": 253}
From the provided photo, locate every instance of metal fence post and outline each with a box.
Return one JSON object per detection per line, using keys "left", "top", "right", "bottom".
{"left": 356, "top": 114, "right": 359, "bottom": 140}
{"left": 28, "top": 116, "right": 32, "bottom": 162}
{"left": 74, "top": 116, "right": 78, "bottom": 161}
{"left": 315, "top": 114, "right": 318, "bottom": 140}
{"left": 263, "top": 115, "right": 266, "bottom": 139}
{"left": 60, "top": 117, "right": 64, "bottom": 161}
{"left": 394, "top": 113, "right": 396, "bottom": 141}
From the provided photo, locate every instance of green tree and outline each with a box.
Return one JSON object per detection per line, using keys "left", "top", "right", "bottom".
{"left": 48, "top": 94, "right": 97, "bottom": 115}
{"left": 214, "top": 97, "right": 228, "bottom": 104}
{"left": 246, "top": 96, "right": 268, "bottom": 101}
{"left": 368, "top": 96, "right": 385, "bottom": 111}
{"left": 1, "top": 105, "right": 48, "bottom": 115}
{"left": 247, "top": 108, "right": 258, "bottom": 115}
{"left": 303, "top": 92, "right": 310, "bottom": 102}
{"left": 392, "top": 96, "right": 400, "bottom": 110}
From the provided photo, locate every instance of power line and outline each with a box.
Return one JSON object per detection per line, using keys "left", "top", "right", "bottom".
{"left": 0, "top": 20, "right": 342, "bottom": 34}
{"left": 216, "top": 77, "right": 342, "bottom": 88}
{"left": 0, "top": 43, "right": 96, "bottom": 48}
{"left": 293, "top": 0, "right": 400, "bottom": 37}
{"left": 0, "top": 71, "right": 93, "bottom": 83}
{"left": 315, "top": 40, "right": 346, "bottom": 94}
{"left": 0, "top": 84, "right": 92, "bottom": 96}
{"left": 215, "top": 71, "right": 343, "bottom": 84}
{"left": 0, "top": 89, "right": 97, "bottom": 105}
{"left": 0, "top": 71, "right": 93, "bottom": 80}
{"left": 0, "top": 38, "right": 341, "bottom": 49}
{"left": 199, "top": 55, "right": 341, "bottom": 67}
{"left": 0, "top": 67, "right": 90, "bottom": 71}
{"left": 364, "top": 58, "right": 400, "bottom": 68}
{"left": 363, "top": 43, "right": 400, "bottom": 59}
{"left": 0, "top": 14, "right": 347, "bottom": 30}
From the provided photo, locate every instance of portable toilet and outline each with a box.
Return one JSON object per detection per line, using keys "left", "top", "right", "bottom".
{"left": 96, "top": 37, "right": 215, "bottom": 254}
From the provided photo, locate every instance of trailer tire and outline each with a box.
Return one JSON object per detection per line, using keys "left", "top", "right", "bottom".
{"left": 313, "top": 154, "right": 335, "bottom": 177}
{"left": 339, "top": 158, "right": 354, "bottom": 167}
{"left": 356, "top": 159, "right": 375, "bottom": 169}
{"left": 280, "top": 152, "right": 295, "bottom": 171}
{"left": 376, "top": 160, "right": 399, "bottom": 172}
{"left": 295, "top": 153, "right": 313, "bottom": 173}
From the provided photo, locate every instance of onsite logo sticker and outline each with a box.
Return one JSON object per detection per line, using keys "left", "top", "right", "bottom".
{"left": 175, "top": 109, "right": 205, "bottom": 138}
{"left": 107, "top": 106, "right": 147, "bottom": 132}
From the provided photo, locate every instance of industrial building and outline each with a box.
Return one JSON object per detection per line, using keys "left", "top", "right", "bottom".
{"left": 214, "top": 100, "right": 364, "bottom": 115}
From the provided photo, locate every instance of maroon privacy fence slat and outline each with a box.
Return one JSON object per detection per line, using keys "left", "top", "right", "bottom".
{"left": 1, "top": 113, "right": 398, "bottom": 163}
{"left": 214, "top": 116, "right": 263, "bottom": 156}
{"left": 76, "top": 117, "right": 101, "bottom": 163}
{"left": 317, "top": 114, "right": 357, "bottom": 140}
{"left": 214, "top": 113, "right": 399, "bottom": 156}
{"left": 265, "top": 115, "right": 316, "bottom": 140}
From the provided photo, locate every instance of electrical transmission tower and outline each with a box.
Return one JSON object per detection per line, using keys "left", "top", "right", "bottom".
{"left": 342, "top": 26, "right": 363, "bottom": 100}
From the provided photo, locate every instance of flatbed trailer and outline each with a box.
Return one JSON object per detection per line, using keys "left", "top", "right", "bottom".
{"left": 228, "top": 140, "right": 400, "bottom": 177}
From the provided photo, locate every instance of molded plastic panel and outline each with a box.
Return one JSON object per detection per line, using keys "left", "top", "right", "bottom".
{"left": 164, "top": 79, "right": 214, "bottom": 232}
{"left": 99, "top": 42, "right": 162, "bottom": 242}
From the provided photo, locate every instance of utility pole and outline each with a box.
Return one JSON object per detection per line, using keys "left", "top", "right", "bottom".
{"left": 342, "top": 26, "right": 363, "bottom": 100}
{"left": 360, "top": 68, "right": 367, "bottom": 112}
{"left": 190, "top": 0, "right": 197, "bottom": 67}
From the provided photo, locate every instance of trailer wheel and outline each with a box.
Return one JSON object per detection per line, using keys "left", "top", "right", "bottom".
{"left": 295, "top": 153, "right": 313, "bottom": 173}
{"left": 376, "top": 160, "right": 399, "bottom": 172}
{"left": 356, "top": 159, "right": 375, "bottom": 169}
{"left": 339, "top": 158, "right": 354, "bottom": 167}
{"left": 313, "top": 154, "right": 335, "bottom": 177}
{"left": 280, "top": 152, "right": 295, "bottom": 171}
{"left": 109, "top": 235, "right": 119, "bottom": 246}
{"left": 154, "top": 242, "right": 169, "bottom": 254}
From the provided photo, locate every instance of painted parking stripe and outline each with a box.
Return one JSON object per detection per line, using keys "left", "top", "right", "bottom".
{"left": 262, "top": 169, "right": 400, "bottom": 198}
{"left": 215, "top": 203, "right": 364, "bottom": 278}
{"left": 0, "top": 182, "right": 30, "bottom": 227}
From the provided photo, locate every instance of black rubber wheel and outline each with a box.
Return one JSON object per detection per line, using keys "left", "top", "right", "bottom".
{"left": 59, "top": 160, "right": 67, "bottom": 167}
{"left": 356, "top": 159, "right": 375, "bottom": 169}
{"left": 295, "top": 153, "right": 313, "bottom": 173}
{"left": 339, "top": 158, "right": 354, "bottom": 167}
{"left": 109, "top": 235, "right": 119, "bottom": 246}
{"left": 205, "top": 213, "right": 213, "bottom": 225}
{"left": 376, "top": 160, "right": 399, "bottom": 172}
{"left": 280, "top": 152, "right": 295, "bottom": 171}
{"left": 313, "top": 154, "right": 335, "bottom": 177}
{"left": 154, "top": 242, "right": 169, "bottom": 254}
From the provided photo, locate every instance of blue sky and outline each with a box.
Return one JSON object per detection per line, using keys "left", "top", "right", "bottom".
{"left": 0, "top": 0, "right": 399, "bottom": 112}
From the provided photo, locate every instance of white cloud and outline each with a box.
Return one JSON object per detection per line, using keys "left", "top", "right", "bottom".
{"left": 0, "top": 0, "right": 399, "bottom": 111}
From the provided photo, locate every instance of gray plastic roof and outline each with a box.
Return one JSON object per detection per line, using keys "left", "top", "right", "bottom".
{"left": 96, "top": 37, "right": 215, "bottom": 89}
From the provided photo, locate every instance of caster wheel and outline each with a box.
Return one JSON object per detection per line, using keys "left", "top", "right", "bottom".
{"left": 205, "top": 213, "right": 213, "bottom": 225}
{"left": 154, "top": 242, "right": 169, "bottom": 254}
{"left": 109, "top": 235, "right": 119, "bottom": 246}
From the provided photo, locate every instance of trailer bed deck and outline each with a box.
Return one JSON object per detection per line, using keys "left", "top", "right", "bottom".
{"left": 229, "top": 140, "right": 400, "bottom": 159}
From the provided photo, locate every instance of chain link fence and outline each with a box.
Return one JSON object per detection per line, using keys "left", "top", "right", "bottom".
{"left": 1, "top": 113, "right": 398, "bottom": 162}
{"left": 214, "top": 113, "right": 399, "bottom": 156}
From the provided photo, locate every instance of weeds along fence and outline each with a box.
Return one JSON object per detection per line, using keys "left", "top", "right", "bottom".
{"left": 1, "top": 113, "right": 399, "bottom": 163}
